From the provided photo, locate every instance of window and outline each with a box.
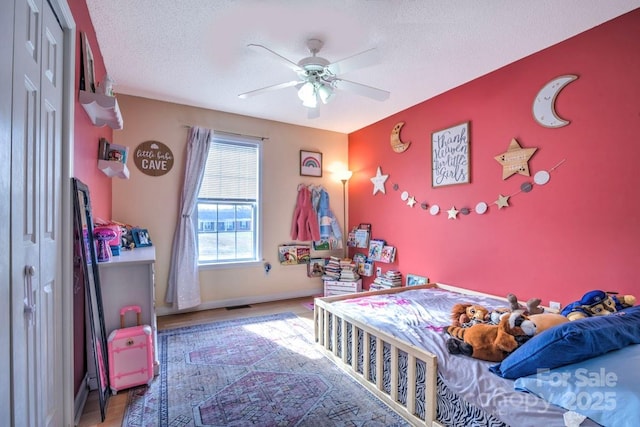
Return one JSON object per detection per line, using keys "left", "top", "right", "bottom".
{"left": 196, "top": 134, "right": 261, "bottom": 265}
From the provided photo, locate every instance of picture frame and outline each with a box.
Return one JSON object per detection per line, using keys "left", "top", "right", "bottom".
{"left": 300, "top": 150, "right": 323, "bottom": 177}
{"left": 307, "top": 257, "right": 326, "bottom": 277}
{"left": 406, "top": 274, "right": 429, "bottom": 287}
{"left": 132, "top": 228, "right": 152, "bottom": 247}
{"left": 431, "top": 121, "right": 470, "bottom": 187}
{"left": 81, "top": 32, "right": 96, "bottom": 93}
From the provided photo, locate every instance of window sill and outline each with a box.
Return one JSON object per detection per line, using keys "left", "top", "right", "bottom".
{"left": 198, "top": 260, "right": 263, "bottom": 271}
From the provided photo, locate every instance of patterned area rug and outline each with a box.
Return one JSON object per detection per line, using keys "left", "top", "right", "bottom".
{"left": 122, "top": 312, "right": 408, "bottom": 426}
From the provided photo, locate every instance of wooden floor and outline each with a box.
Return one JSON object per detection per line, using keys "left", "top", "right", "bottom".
{"left": 77, "top": 296, "right": 316, "bottom": 427}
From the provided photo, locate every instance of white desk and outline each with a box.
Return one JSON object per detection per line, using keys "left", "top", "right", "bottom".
{"left": 98, "top": 246, "right": 158, "bottom": 374}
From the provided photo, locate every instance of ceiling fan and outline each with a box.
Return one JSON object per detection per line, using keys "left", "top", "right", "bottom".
{"left": 238, "top": 39, "right": 390, "bottom": 118}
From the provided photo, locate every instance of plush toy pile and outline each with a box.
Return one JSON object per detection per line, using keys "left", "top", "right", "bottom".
{"left": 445, "top": 293, "right": 568, "bottom": 362}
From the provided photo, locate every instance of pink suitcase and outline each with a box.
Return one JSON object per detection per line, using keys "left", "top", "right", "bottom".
{"left": 108, "top": 305, "right": 154, "bottom": 394}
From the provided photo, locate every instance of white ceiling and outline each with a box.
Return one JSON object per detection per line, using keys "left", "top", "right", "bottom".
{"left": 86, "top": 1, "right": 640, "bottom": 134}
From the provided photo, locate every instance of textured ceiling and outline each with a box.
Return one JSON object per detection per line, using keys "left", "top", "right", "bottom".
{"left": 86, "top": 1, "right": 640, "bottom": 134}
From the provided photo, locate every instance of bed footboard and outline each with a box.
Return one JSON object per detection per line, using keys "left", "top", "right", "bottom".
{"left": 314, "top": 286, "right": 442, "bottom": 427}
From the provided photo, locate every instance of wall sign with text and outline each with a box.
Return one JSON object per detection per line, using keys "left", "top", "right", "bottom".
{"left": 133, "top": 140, "right": 174, "bottom": 177}
{"left": 431, "top": 122, "right": 470, "bottom": 187}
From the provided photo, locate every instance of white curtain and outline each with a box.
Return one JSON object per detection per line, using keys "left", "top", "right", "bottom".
{"left": 166, "top": 126, "right": 212, "bottom": 309}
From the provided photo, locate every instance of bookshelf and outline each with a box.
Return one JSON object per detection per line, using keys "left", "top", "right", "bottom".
{"left": 79, "top": 90, "right": 123, "bottom": 129}
{"left": 98, "top": 159, "right": 130, "bottom": 179}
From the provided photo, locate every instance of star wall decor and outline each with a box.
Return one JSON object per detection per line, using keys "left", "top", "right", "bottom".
{"left": 375, "top": 159, "right": 564, "bottom": 220}
{"left": 370, "top": 166, "right": 389, "bottom": 195}
{"left": 495, "top": 194, "right": 510, "bottom": 209}
{"left": 494, "top": 138, "right": 538, "bottom": 180}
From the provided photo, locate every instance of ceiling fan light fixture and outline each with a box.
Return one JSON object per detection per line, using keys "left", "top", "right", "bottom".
{"left": 297, "top": 81, "right": 314, "bottom": 101}
{"left": 317, "top": 83, "right": 334, "bottom": 104}
{"left": 301, "top": 93, "right": 318, "bottom": 108}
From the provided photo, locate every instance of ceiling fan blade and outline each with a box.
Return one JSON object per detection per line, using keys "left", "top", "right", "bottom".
{"left": 247, "top": 44, "right": 302, "bottom": 72}
{"left": 238, "top": 80, "right": 300, "bottom": 99}
{"left": 307, "top": 107, "right": 320, "bottom": 119}
{"left": 327, "top": 48, "right": 379, "bottom": 75}
{"left": 335, "top": 78, "right": 390, "bottom": 101}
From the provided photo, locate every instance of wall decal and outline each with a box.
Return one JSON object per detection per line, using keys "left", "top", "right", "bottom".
{"left": 447, "top": 207, "right": 459, "bottom": 219}
{"left": 370, "top": 166, "right": 389, "bottom": 195}
{"left": 370, "top": 159, "right": 564, "bottom": 220}
{"left": 431, "top": 122, "right": 470, "bottom": 187}
{"left": 495, "top": 194, "right": 510, "bottom": 209}
{"left": 475, "top": 202, "right": 488, "bottom": 215}
{"left": 532, "top": 74, "right": 578, "bottom": 128}
{"left": 134, "top": 140, "right": 174, "bottom": 177}
{"left": 495, "top": 138, "right": 537, "bottom": 179}
{"left": 390, "top": 122, "right": 411, "bottom": 153}
{"left": 534, "top": 170, "right": 551, "bottom": 185}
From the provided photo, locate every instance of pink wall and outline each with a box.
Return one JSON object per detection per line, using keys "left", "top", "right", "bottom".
{"left": 69, "top": 0, "right": 113, "bottom": 395}
{"left": 348, "top": 9, "right": 640, "bottom": 306}
{"left": 71, "top": 0, "right": 112, "bottom": 220}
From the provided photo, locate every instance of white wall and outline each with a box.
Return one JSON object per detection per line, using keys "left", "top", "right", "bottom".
{"left": 112, "top": 95, "right": 348, "bottom": 315}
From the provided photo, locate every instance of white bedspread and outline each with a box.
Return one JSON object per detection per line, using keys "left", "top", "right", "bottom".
{"left": 330, "top": 288, "right": 600, "bottom": 427}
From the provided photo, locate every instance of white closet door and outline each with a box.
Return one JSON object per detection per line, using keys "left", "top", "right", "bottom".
{"left": 0, "top": 1, "right": 14, "bottom": 425}
{"left": 11, "top": 0, "right": 64, "bottom": 425}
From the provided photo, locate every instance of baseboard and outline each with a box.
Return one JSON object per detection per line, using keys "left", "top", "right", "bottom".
{"left": 73, "top": 373, "right": 89, "bottom": 426}
{"left": 156, "top": 288, "right": 321, "bottom": 317}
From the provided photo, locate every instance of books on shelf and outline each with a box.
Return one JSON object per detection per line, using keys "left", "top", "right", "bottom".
{"left": 379, "top": 245, "right": 396, "bottom": 263}
{"left": 278, "top": 244, "right": 311, "bottom": 265}
{"left": 98, "top": 137, "right": 129, "bottom": 164}
{"left": 348, "top": 224, "right": 371, "bottom": 249}
{"left": 367, "top": 239, "right": 385, "bottom": 261}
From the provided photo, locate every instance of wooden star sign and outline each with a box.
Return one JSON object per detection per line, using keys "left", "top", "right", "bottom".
{"left": 495, "top": 138, "right": 537, "bottom": 180}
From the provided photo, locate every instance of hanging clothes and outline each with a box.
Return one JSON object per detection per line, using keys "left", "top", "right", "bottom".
{"left": 290, "top": 185, "right": 320, "bottom": 241}
{"left": 312, "top": 186, "right": 343, "bottom": 249}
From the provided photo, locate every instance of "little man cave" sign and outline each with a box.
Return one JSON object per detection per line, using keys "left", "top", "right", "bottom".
{"left": 133, "top": 140, "right": 174, "bottom": 177}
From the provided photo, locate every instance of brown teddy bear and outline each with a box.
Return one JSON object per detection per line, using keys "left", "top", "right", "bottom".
{"left": 449, "top": 303, "right": 491, "bottom": 327}
{"left": 446, "top": 311, "right": 536, "bottom": 362}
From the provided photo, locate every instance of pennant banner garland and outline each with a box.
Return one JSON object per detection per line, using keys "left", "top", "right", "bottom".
{"left": 369, "top": 159, "right": 565, "bottom": 220}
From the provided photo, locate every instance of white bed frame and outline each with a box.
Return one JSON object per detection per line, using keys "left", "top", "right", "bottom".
{"left": 313, "top": 282, "right": 522, "bottom": 427}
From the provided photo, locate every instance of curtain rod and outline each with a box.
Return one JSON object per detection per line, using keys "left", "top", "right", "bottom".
{"left": 182, "top": 125, "right": 268, "bottom": 141}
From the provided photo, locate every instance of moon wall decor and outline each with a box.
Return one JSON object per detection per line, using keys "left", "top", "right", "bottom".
{"left": 390, "top": 122, "right": 411, "bottom": 153}
{"left": 532, "top": 74, "right": 578, "bottom": 128}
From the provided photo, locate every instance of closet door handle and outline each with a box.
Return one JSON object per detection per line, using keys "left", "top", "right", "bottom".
{"left": 24, "top": 265, "right": 36, "bottom": 325}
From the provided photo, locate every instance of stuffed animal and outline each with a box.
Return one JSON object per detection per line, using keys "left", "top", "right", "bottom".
{"left": 528, "top": 313, "right": 569, "bottom": 333}
{"left": 561, "top": 290, "right": 636, "bottom": 321}
{"left": 446, "top": 311, "right": 536, "bottom": 362}
{"left": 506, "top": 293, "right": 544, "bottom": 315}
{"left": 450, "top": 303, "right": 490, "bottom": 327}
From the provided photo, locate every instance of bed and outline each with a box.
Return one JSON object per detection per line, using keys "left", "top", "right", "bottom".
{"left": 313, "top": 283, "right": 640, "bottom": 427}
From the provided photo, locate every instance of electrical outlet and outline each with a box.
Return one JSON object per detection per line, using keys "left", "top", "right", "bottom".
{"left": 376, "top": 266, "right": 382, "bottom": 277}
{"left": 549, "top": 301, "right": 561, "bottom": 311}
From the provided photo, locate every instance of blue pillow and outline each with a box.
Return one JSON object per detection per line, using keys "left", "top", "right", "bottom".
{"left": 490, "top": 306, "right": 640, "bottom": 379}
{"left": 515, "top": 344, "right": 640, "bottom": 427}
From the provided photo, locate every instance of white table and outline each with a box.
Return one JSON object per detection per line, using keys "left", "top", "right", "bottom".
{"left": 98, "top": 246, "right": 158, "bottom": 374}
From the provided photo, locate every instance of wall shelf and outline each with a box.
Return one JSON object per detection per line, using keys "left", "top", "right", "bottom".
{"left": 79, "top": 90, "right": 124, "bottom": 129}
{"left": 98, "top": 159, "right": 130, "bottom": 179}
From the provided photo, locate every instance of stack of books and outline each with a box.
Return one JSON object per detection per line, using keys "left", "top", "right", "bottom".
{"left": 370, "top": 270, "right": 403, "bottom": 290}
{"left": 339, "top": 258, "right": 360, "bottom": 282}
{"left": 322, "top": 256, "right": 342, "bottom": 280}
